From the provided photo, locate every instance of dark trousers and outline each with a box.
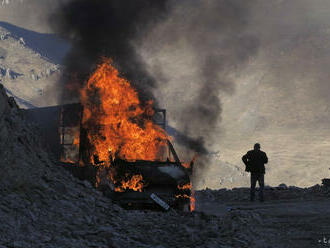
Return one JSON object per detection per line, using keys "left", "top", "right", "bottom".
{"left": 250, "top": 172, "right": 264, "bottom": 201}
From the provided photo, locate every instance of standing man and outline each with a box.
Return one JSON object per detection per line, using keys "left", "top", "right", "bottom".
{"left": 242, "top": 143, "right": 268, "bottom": 202}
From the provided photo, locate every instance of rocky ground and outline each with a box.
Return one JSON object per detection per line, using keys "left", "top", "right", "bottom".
{"left": 0, "top": 83, "right": 227, "bottom": 248}
{"left": 196, "top": 185, "right": 330, "bottom": 248}
{"left": 1, "top": 83, "right": 330, "bottom": 248}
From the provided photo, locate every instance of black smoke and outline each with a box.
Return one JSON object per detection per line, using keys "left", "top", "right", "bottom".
{"left": 51, "top": 0, "right": 170, "bottom": 102}
{"left": 52, "top": 0, "right": 259, "bottom": 161}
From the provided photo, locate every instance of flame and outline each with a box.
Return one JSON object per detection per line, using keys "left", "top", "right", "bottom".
{"left": 178, "top": 183, "right": 192, "bottom": 190}
{"left": 73, "top": 131, "right": 80, "bottom": 146}
{"left": 190, "top": 190, "right": 196, "bottom": 212}
{"left": 181, "top": 163, "right": 191, "bottom": 169}
{"left": 115, "top": 174, "right": 144, "bottom": 192}
{"left": 81, "top": 59, "right": 169, "bottom": 163}
{"left": 182, "top": 154, "right": 198, "bottom": 169}
{"left": 60, "top": 128, "right": 80, "bottom": 164}
{"left": 175, "top": 194, "right": 190, "bottom": 199}
{"left": 80, "top": 59, "right": 170, "bottom": 192}
{"left": 177, "top": 183, "right": 195, "bottom": 212}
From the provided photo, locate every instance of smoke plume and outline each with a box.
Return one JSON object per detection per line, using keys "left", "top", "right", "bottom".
{"left": 52, "top": 0, "right": 259, "bottom": 167}
{"left": 51, "top": 0, "right": 330, "bottom": 188}
{"left": 51, "top": 0, "right": 170, "bottom": 103}
{"left": 138, "top": 0, "right": 259, "bottom": 158}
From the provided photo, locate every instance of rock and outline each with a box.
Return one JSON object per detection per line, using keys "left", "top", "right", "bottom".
{"left": 277, "top": 183, "right": 288, "bottom": 189}
{"left": 5, "top": 68, "right": 10, "bottom": 78}
{"left": 322, "top": 178, "right": 330, "bottom": 187}
{"left": 12, "top": 241, "right": 31, "bottom": 248}
{"left": 19, "top": 37, "right": 25, "bottom": 45}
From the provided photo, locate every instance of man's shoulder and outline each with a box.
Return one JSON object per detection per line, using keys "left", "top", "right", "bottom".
{"left": 248, "top": 150, "right": 267, "bottom": 156}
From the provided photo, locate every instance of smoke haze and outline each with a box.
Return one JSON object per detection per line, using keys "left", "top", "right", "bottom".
{"left": 137, "top": 0, "right": 330, "bottom": 188}
{"left": 3, "top": 0, "right": 330, "bottom": 187}
{"left": 139, "top": 0, "right": 259, "bottom": 157}
{"left": 49, "top": 0, "right": 330, "bottom": 188}
{"left": 0, "top": 0, "right": 64, "bottom": 33}
{"left": 52, "top": 1, "right": 259, "bottom": 182}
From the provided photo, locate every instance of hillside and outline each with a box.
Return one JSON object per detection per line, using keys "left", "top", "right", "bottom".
{"left": 0, "top": 23, "right": 69, "bottom": 108}
{"left": 0, "top": 84, "right": 228, "bottom": 247}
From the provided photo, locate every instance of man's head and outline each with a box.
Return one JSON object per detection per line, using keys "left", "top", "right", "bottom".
{"left": 254, "top": 143, "right": 261, "bottom": 150}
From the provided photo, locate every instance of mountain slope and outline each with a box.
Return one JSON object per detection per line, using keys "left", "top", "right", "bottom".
{"left": 0, "top": 24, "right": 68, "bottom": 108}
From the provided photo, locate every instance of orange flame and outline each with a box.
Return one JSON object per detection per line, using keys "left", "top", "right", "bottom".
{"left": 73, "top": 130, "right": 80, "bottom": 146}
{"left": 115, "top": 174, "right": 144, "bottom": 192}
{"left": 190, "top": 190, "right": 196, "bottom": 212}
{"left": 178, "top": 183, "right": 192, "bottom": 190}
{"left": 177, "top": 183, "right": 195, "bottom": 212}
{"left": 182, "top": 154, "right": 198, "bottom": 169}
{"left": 80, "top": 59, "right": 170, "bottom": 192}
{"left": 60, "top": 128, "right": 80, "bottom": 164}
{"left": 81, "top": 59, "right": 169, "bottom": 163}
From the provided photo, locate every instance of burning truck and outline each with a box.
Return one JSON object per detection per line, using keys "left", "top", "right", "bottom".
{"left": 24, "top": 60, "right": 195, "bottom": 211}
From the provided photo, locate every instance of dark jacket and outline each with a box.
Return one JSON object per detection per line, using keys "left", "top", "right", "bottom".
{"left": 242, "top": 150, "right": 268, "bottom": 174}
